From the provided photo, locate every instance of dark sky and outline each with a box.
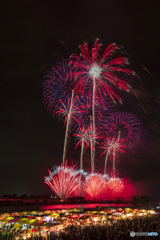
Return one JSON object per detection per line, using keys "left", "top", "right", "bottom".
{"left": 0, "top": 0, "right": 160, "bottom": 199}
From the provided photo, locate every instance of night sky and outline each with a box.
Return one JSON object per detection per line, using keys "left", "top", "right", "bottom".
{"left": 1, "top": 0, "right": 160, "bottom": 200}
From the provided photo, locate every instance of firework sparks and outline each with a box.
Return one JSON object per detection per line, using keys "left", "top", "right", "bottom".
{"left": 43, "top": 59, "right": 80, "bottom": 115}
{"left": 73, "top": 126, "right": 101, "bottom": 173}
{"left": 71, "top": 39, "right": 133, "bottom": 172}
{"left": 73, "top": 126, "right": 92, "bottom": 171}
{"left": 60, "top": 90, "right": 74, "bottom": 164}
{"left": 43, "top": 59, "right": 83, "bottom": 165}
{"left": 107, "top": 175, "right": 124, "bottom": 198}
{"left": 101, "top": 111, "right": 145, "bottom": 151}
{"left": 56, "top": 95, "right": 83, "bottom": 128}
{"left": 44, "top": 162, "right": 80, "bottom": 199}
{"left": 84, "top": 174, "right": 107, "bottom": 199}
{"left": 74, "top": 126, "right": 91, "bottom": 194}
{"left": 77, "top": 94, "right": 116, "bottom": 130}
{"left": 75, "top": 96, "right": 105, "bottom": 172}
{"left": 71, "top": 39, "right": 133, "bottom": 104}
{"left": 101, "top": 137, "right": 125, "bottom": 174}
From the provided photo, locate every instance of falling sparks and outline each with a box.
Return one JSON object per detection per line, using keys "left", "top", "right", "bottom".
{"left": 44, "top": 162, "right": 80, "bottom": 199}
{"left": 100, "top": 137, "right": 126, "bottom": 174}
{"left": 107, "top": 175, "right": 124, "bottom": 198}
{"left": 84, "top": 174, "right": 107, "bottom": 199}
{"left": 102, "top": 111, "right": 145, "bottom": 151}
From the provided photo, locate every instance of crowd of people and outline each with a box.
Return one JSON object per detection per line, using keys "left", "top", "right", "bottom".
{"left": 1, "top": 214, "right": 159, "bottom": 240}
{"left": 49, "top": 215, "right": 160, "bottom": 240}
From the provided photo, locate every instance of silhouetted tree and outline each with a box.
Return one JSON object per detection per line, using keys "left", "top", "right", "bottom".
{"left": 43, "top": 195, "right": 51, "bottom": 199}
{"left": 3, "top": 195, "right": 7, "bottom": 198}
{"left": 30, "top": 195, "right": 36, "bottom": 198}
{"left": 19, "top": 194, "right": 28, "bottom": 199}
{"left": 43, "top": 199, "right": 48, "bottom": 204}
{"left": 12, "top": 194, "right": 17, "bottom": 199}
{"left": 141, "top": 195, "right": 150, "bottom": 206}
{"left": 115, "top": 197, "right": 125, "bottom": 207}
{"left": 131, "top": 196, "right": 141, "bottom": 207}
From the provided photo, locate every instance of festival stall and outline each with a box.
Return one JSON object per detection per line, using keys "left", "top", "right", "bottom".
{"left": 147, "top": 210, "right": 157, "bottom": 214}
{"left": 10, "top": 212, "right": 20, "bottom": 217}
{"left": 125, "top": 208, "right": 132, "bottom": 213}
{"left": 0, "top": 217, "right": 14, "bottom": 228}
{"left": 116, "top": 208, "right": 124, "bottom": 212}
{"left": 48, "top": 212, "right": 60, "bottom": 219}
{"left": 43, "top": 210, "right": 52, "bottom": 215}
{"left": 68, "top": 213, "right": 81, "bottom": 220}
{"left": 20, "top": 212, "right": 30, "bottom": 217}
{"left": 0, "top": 213, "right": 10, "bottom": 218}
{"left": 28, "top": 211, "right": 38, "bottom": 216}
{"left": 24, "top": 219, "right": 37, "bottom": 228}
{"left": 6, "top": 218, "right": 21, "bottom": 230}
{"left": 13, "top": 218, "right": 29, "bottom": 231}
{"left": 35, "top": 216, "right": 43, "bottom": 221}
{"left": 36, "top": 211, "right": 44, "bottom": 216}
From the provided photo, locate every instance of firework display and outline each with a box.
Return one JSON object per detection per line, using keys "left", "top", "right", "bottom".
{"left": 70, "top": 39, "right": 133, "bottom": 172}
{"left": 43, "top": 38, "right": 146, "bottom": 200}
{"left": 70, "top": 39, "right": 133, "bottom": 103}
{"left": 101, "top": 111, "right": 145, "bottom": 151}
{"left": 43, "top": 59, "right": 82, "bottom": 165}
{"left": 73, "top": 126, "right": 92, "bottom": 171}
{"left": 107, "top": 175, "right": 124, "bottom": 198}
{"left": 44, "top": 162, "right": 80, "bottom": 199}
{"left": 100, "top": 137, "right": 125, "bottom": 175}
{"left": 84, "top": 174, "right": 107, "bottom": 199}
{"left": 43, "top": 59, "right": 79, "bottom": 115}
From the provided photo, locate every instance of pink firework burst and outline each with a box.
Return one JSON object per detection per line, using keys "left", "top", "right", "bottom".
{"left": 71, "top": 38, "right": 134, "bottom": 103}
{"left": 56, "top": 93, "right": 85, "bottom": 165}
{"left": 84, "top": 174, "right": 106, "bottom": 199}
{"left": 73, "top": 126, "right": 92, "bottom": 172}
{"left": 100, "top": 136, "right": 126, "bottom": 174}
{"left": 44, "top": 162, "right": 80, "bottom": 199}
{"left": 73, "top": 126, "right": 92, "bottom": 151}
{"left": 102, "top": 111, "right": 145, "bottom": 151}
{"left": 56, "top": 96, "right": 82, "bottom": 127}
{"left": 107, "top": 175, "right": 124, "bottom": 198}
{"left": 74, "top": 126, "right": 102, "bottom": 172}
{"left": 73, "top": 125, "right": 101, "bottom": 152}
{"left": 71, "top": 38, "right": 133, "bottom": 173}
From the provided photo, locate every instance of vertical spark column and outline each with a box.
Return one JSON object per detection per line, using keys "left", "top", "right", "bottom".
{"left": 113, "top": 131, "right": 121, "bottom": 176}
{"left": 80, "top": 139, "right": 84, "bottom": 171}
{"left": 79, "top": 138, "right": 84, "bottom": 195}
{"left": 104, "top": 151, "right": 109, "bottom": 174}
{"left": 90, "top": 116, "right": 93, "bottom": 173}
{"left": 62, "top": 90, "right": 74, "bottom": 165}
{"left": 92, "top": 74, "right": 96, "bottom": 173}
{"left": 113, "top": 148, "right": 116, "bottom": 176}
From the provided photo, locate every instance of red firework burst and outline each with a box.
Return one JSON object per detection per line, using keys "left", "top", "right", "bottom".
{"left": 100, "top": 136, "right": 126, "bottom": 174}
{"left": 71, "top": 38, "right": 134, "bottom": 103}
{"left": 101, "top": 111, "right": 145, "bottom": 151}
{"left": 56, "top": 96, "right": 82, "bottom": 127}
{"left": 71, "top": 38, "right": 134, "bottom": 173}
{"left": 101, "top": 136, "right": 126, "bottom": 157}
{"left": 44, "top": 162, "right": 80, "bottom": 199}
{"left": 107, "top": 175, "right": 124, "bottom": 198}
{"left": 74, "top": 126, "right": 101, "bottom": 151}
{"left": 84, "top": 174, "right": 106, "bottom": 199}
